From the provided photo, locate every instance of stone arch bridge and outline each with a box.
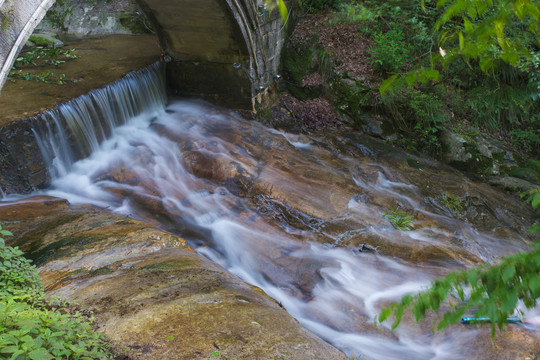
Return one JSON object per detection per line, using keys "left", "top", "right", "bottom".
{"left": 0, "top": 0, "right": 288, "bottom": 109}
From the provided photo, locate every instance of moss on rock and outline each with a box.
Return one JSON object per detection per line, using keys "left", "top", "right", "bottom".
{"left": 511, "top": 167, "right": 540, "bottom": 184}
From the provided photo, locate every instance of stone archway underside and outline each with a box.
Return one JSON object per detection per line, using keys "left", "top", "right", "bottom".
{"left": 0, "top": 0, "right": 286, "bottom": 110}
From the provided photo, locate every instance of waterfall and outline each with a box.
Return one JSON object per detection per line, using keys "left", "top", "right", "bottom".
{"left": 13, "top": 62, "right": 535, "bottom": 359}
{"left": 33, "top": 62, "right": 166, "bottom": 179}
{"left": 34, "top": 97, "right": 538, "bottom": 359}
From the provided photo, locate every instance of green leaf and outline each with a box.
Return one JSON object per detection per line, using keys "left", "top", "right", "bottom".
{"left": 464, "top": 18, "right": 473, "bottom": 32}
{"left": 211, "top": 351, "right": 221, "bottom": 357}
{"left": 501, "top": 290, "right": 518, "bottom": 313}
{"left": 528, "top": 276, "right": 540, "bottom": 293}
{"left": 379, "top": 74, "right": 400, "bottom": 96}
{"left": 379, "top": 246, "right": 540, "bottom": 336}
{"left": 531, "top": 193, "right": 540, "bottom": 209}
{"left": 378, "top": 307, "right": 392, "bottom": 322}
{"left": 10, "top": 349, "right": 26, "bottom": 358}
{"left": 29, "top": 348, "right": 54, "bottom": 360}
{"left": 0, "top": 229, "right": 12, "bottom": 236}
{"left": 501, "top": 265, "right": 515, "bottom": 282}
{"left": 278, "top": 0, "right": 288, "bottom": 25}
{"left": 1, "top": 345, "right": 20, "bottom": 354}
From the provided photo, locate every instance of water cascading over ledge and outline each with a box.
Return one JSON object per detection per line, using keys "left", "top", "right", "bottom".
{"left": 0, "top": 62, "right": 166, "bottom": 195}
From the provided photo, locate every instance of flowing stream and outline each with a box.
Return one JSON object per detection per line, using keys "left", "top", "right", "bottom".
{"left": 10, "top": 63, "right": 537, "bottom": 359}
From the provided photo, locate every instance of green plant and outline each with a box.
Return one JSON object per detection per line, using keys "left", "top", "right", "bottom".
{"left": 0, "top": 225, "right": 114, "bottom": 359}
{"left": 369, "top": 25, "right": 412, "bottom": 75}
{"left": 0, "top": 226, "right": 42, "bottom": 299}
{"left": 0, "top": 299, "right": 114, "bottom": 359}
{"left": 9, "top": 47, "right": 78, "bottom": 84}
{"left": 28, "top": 35, "right": 55, "bottom": 47}
{"left": 524, "top": 51, "right": 540, "bottom": 101}
{"left": 12, "top": 47, "right": 77, "bottom": 68}
{"left": 383, "top": 206, "right": 415, "bottom": 231}
{"left": 329, "top": 3, "right": 380, "bottom": 25}
{"left": 378, "top": 244, "right": 540, "bottom": 336}
{"left": 8, "top": 70, "right": 71, "bottom": 85}
{"left": 44, "top": 0, "right": 73, "bottom": 31}
{"left": 440, "top": 193, "right": 464, "bottom": 212}
{"left": 1, "top": 13, "right": 9, "bottom": 31}
{"left": 379, "top": 187, "right": 540, "bottom": 336}
{"left": 330, "top": 76, "right": 372, "bottom": 123}
{"left": 521, "top": 187, "right": 540, "bottom": 232}
{"left": 434, "top": 0, "right": 539, "bottom": 72}
{"left": 301, "top": 0, "right": 343, "bottom": 13}
{"left": 381, "top": 0, "right": 540, "bottom": 95}
{"left": 264, "top": 0, "right": 289, "bottom": 23}
{"left": 510, "top": 125, "right": 540, "bottom": 153}
{"left": 464, "top": 77, "right": 538, "bottom": 130}
{"left": 410, "top": 90, "right": 447, "bottom": 155}
{"left": 257, "top": 108, "right": 272, "bottom": 121}
{"left": 378, "top": 85, "right": 447, "bottom": 156}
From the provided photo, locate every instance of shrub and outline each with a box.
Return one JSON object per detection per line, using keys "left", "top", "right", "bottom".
{"left": 368, "top": 25, "right": 412, "bottom": 75}
{"left": 302, "top": 0, "right": 342, "bottom": 13}
{"left": 329, "top": 3, "right": 380, "bottom": 25}
{"left": 0, "top": 299, "right": 113, "bottom": 360}
{"left": 410, "top": 90, "right": 447, "bottom": 155}
{"left": 379, "top": 243, "right": 540, "bottom": 336}
{"left": 0, "top": 229, "right": 42, "bottom": 299}
{"left": 0, "top": 225, "right": 114, "bottom": 360}
{"left": 509, "top": 124, "right": 540, "bottom": 154}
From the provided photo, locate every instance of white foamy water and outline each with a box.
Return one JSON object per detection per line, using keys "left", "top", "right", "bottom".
{"left": 19, "top": 65, "right": 536, "bottom": 359}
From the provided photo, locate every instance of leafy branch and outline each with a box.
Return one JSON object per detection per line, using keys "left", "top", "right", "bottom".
{"left": 521, "top": 187, "right": 540, "bottom": 233}
{"left": 379, "top": 188, "right": 540, "bottom": 336}
{"left": 378, "top": 244, "right": 540, "bottom": 336}
{"left": 380, "top": 0, "right": 540, "bottom": 95}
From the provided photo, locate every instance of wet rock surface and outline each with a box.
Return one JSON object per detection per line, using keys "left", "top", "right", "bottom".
{"left": 0, "top": 196, "right": 348, "bottom": 359}
{"left": 65, "top": 101, "right": 536, "bottom": 270}
{"left": 182, "top": 109, "right": 537, "bottom": 264}
{"left": 1, "top": 84, "right": 538, "bottom": 359}
{"left": 36, "top": 0, "right": 150, "bottom": 36}
{"left": 0, "top": 117, "right": 50, "bottom": 194}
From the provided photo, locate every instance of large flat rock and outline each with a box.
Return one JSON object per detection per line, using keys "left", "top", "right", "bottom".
{"left": 0, "top": 196, "right": 347, "bottom": 359}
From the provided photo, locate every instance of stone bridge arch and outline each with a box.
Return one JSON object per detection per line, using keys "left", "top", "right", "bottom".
{"left": 0, "top": 0, "right": 56, "bottom": 95}
{"left": 0, "top": 0, "right": 287, "bottom": 110}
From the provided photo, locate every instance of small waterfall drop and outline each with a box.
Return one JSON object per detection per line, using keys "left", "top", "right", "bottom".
{"left": 33, "top": 62, "right": 166, "bottom": 179}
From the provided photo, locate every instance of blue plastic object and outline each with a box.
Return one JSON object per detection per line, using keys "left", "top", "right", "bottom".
{"left": 461, "top": 316, "right": 522, "bottom": 324}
